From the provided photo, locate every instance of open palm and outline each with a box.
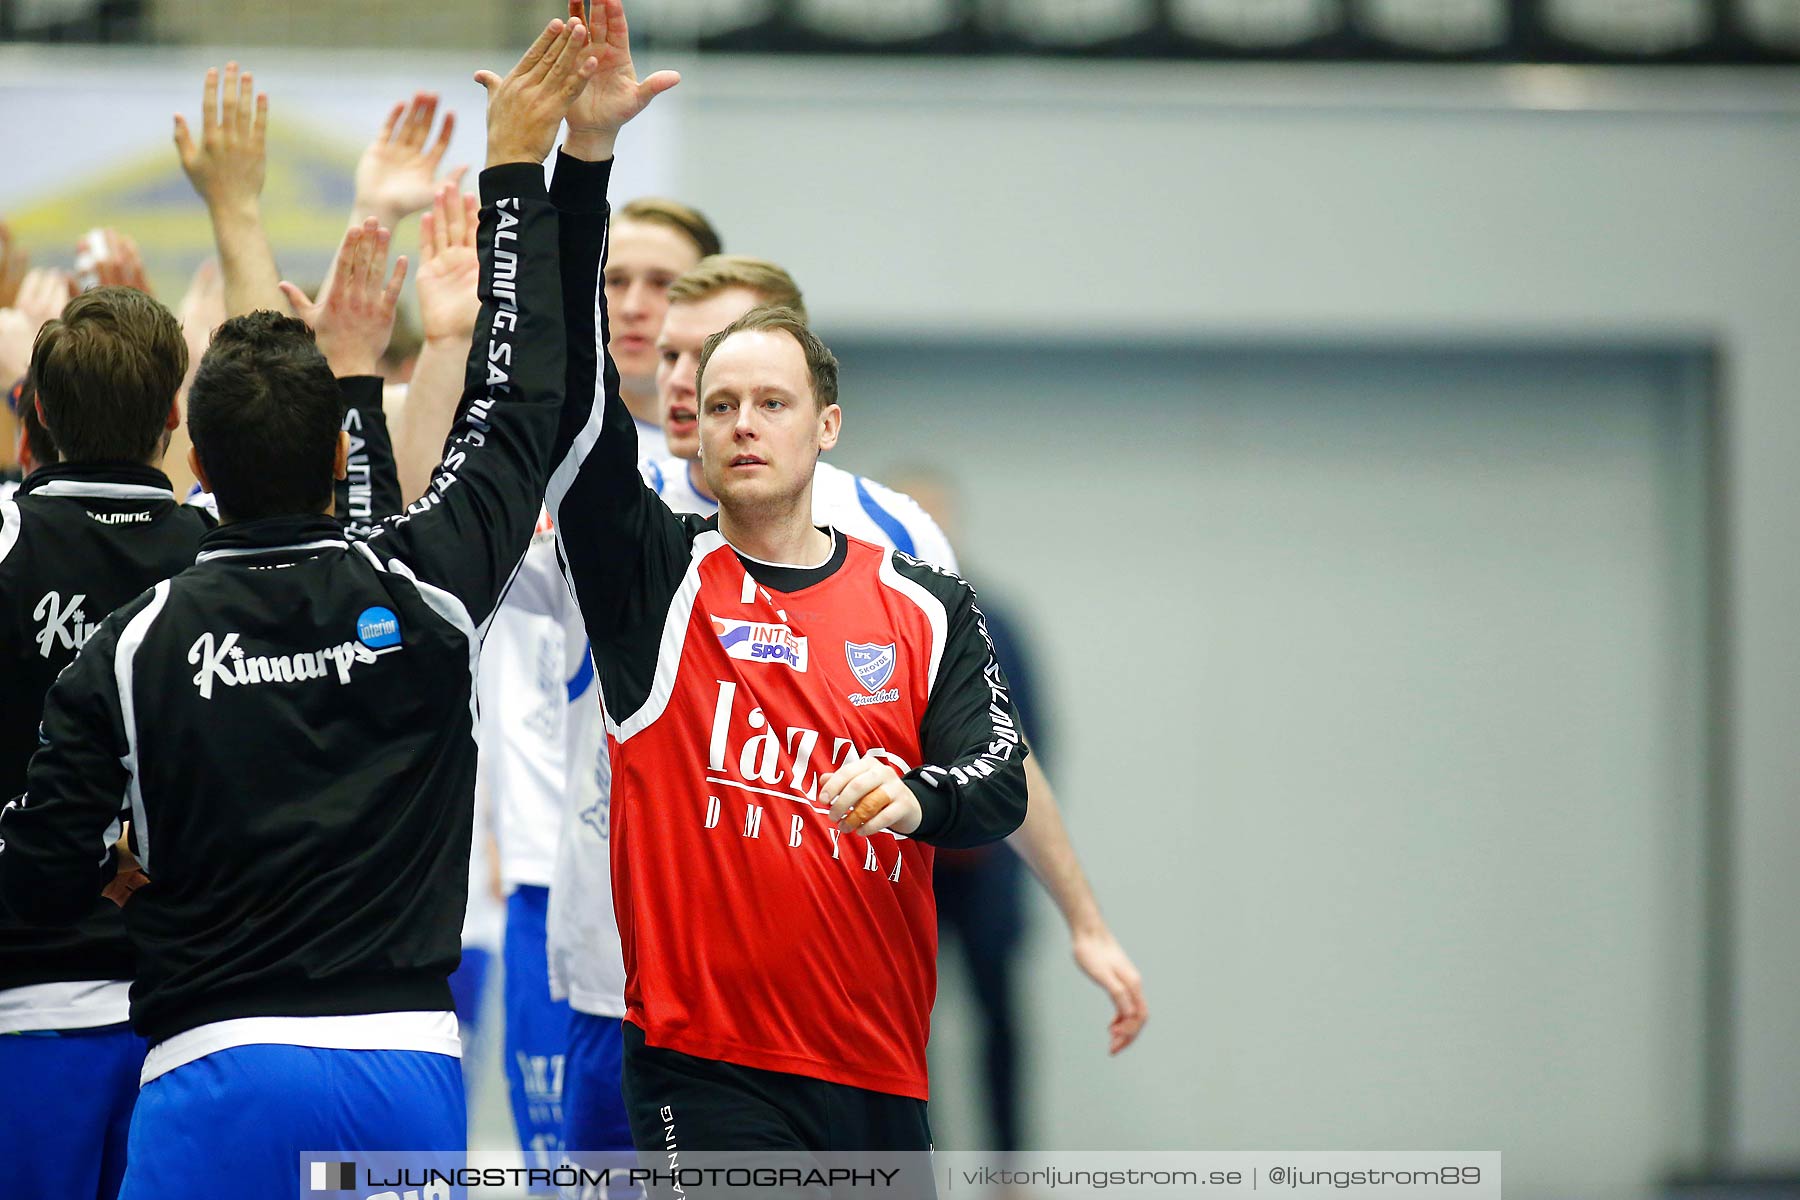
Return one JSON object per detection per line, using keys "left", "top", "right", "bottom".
{"left": 565, "top": 0, "right": 679, "bottom": 138}
{"left": 416, "top": 185, "right": 482, "bottom": 343}
{"left": 356, "top": 94, "right": 465, "bottom": 225}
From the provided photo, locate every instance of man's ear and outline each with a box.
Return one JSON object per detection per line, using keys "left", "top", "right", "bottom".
{"left": 817, "top": 403, "right": 841, "bottom": 455}
{"left": 188, "top": 444, "right": 210, "bottom": 494}
{"left": 165, "top": 397, "right": 181, "bottom": 432}
{"left": 333, "top": 429, "right": 350, "bottom": 481}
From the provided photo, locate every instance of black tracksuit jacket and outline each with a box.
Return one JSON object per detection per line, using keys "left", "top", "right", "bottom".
{"left": 0, "top": 392, "right": 396, "bottom": 1010}
{"left": 0, "top": 160, "right": 577, "bottom": 1044}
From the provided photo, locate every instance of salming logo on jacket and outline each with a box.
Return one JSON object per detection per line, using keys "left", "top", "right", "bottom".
{"left": 0, "top": 161, "right": 573, "bottom": 1048}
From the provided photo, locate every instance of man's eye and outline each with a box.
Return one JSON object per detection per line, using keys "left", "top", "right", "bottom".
{"left": 765, "top": 399, "right": 784, "bottom": 411}
{"left": 660, "top": 350, "right": 678, "bottom": 364}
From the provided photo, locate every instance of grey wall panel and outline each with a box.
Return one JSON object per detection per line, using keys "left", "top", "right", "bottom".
{"left": 832, "top": 343, "right": 1709, "bottom": 1200}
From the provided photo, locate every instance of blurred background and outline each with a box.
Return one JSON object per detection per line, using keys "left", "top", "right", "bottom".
{"left": 4, "top": 3, "right": 1799, "bottom": 1199}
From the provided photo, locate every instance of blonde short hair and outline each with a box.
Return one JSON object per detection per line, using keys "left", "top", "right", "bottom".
{"left": 666, "top": 256, "right": 808, "bottom": 325}
{"left": 615, "top": 197, "right": 723, "bottom": 259}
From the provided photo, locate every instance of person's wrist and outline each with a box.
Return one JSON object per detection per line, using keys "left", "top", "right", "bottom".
{"left": 205, "top": 194, "right": 262, "bottom": 223}
{"left": 423, "top": 329, "right": 471, "bottom": 349}
{"left": 562, "top": 128, "right": 618, "bottom": 161}
{"left": 323, "top": 344, "right": 381, "bottom": 377}
{"left": 486, "top": 143, "right": 546, "bottom": 168}
{"left": 1070, "top": 913, "right": 1109, "bottom": 942}
{"left": 354, "top": 195, "right": 406, "bottom": 231}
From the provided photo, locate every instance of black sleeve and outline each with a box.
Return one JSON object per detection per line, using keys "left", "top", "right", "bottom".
{"left": 333, "top": 375, "right": 403, "bottom": 534}
{"left": 353, "top": 164, "right": 567, "bottom": 628}
{"left": 541, "top": 151, "right": 694, "bottom": 711}
{"left": 0, "top": 603, "right": 139, "bottom": 925}
{"left": 894, "top": 558, "right": 1031, "bottom": 849}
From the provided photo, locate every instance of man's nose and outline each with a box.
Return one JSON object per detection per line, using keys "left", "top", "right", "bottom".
{"left": 623, "top": 279, "right": 655, "bottom": 316}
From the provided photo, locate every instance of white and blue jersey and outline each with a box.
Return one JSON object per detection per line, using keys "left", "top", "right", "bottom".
{"left": 633, "top": 416, "right": 667, "bottom": 464}
{"left": 637, "top": 455, "right": 959, "bottom": 571}
{"left": 476, "top": 519, "right": 603, "bottom": 1186}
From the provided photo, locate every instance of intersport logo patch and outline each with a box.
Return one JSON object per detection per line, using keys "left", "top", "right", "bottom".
{"left": 711, "top": 616, "right": 808, "bottom": 672}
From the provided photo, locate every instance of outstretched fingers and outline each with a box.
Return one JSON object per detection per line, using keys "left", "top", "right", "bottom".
{"left": 638, "top": 69, "right": 681, "bottom": 106}
{"left": 381, "top": 254, "right": 409, "bottom": 313}
{"left": 426, "top": 109, "right": 455, "bottom": 167}
{"left": 220, "top": 62, "right": 240, "bottom": 139}
{"left": 597, "top": 0, "right": 628, "bottom": 53}
{"left": 546, "top": 20, "right": 592, "bottom": 92}
{"left": 517, "top": 18, "right": 568, "bottom": 84}
{"left": 376, "top": 100, "right": 405, "bottom": 145}
{"left": 236, "top": 69, "right": 256, "bottom": 139}
{"left": 403, "top": 94, "right": 439, "bottom": 149}
{"left": 172, "top": 112, "right": 196, "bottom": 161}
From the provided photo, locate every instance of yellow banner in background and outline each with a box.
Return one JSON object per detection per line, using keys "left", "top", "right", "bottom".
{"left": 8, "top": 122, "right": 368, "bottom": 300}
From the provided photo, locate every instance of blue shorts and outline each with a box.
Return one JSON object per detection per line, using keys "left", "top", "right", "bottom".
{"left": 0, "top": 1023, "right": 144, "bottom": 1200}
{"left": 505, "top": 885, "right": 572, "bottom": 1183}
{"left": 562, "top": 1010, "right": 632, "bottom": 1155}
{"left": 118, "top": 1042, "right": 464, "bottom": 1199}
{"left": 449, "top": 945, "right": 495, "bottom": 1039}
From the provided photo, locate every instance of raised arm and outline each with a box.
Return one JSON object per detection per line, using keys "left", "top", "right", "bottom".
{"left": 393, "top": 184, "right": 482, "bottom": 503}
{"left": 543, "top": 0, "right": 685, "bottom": 634}
{"left": 353, "top": 17, "right": 598, "bottom": 627}
{"left": 352, "top": 93, "right": 468, "bottom": 233}
{"left": 174, "top": 63, "right": 288, "bottom": 318}
{"left": 278, "top": 220, "right": 410, "bottom": 529}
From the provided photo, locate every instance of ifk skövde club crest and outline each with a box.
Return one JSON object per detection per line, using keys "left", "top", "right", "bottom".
{"left": 845, "top": 641, "right": 897, "bottom": 693}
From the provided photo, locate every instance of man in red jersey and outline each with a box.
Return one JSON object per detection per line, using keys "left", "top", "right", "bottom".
{"left": 543, "top": 23, "right": 1027, "bottom": 1154}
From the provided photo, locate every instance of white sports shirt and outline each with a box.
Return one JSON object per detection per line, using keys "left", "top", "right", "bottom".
{"left": 481, "top": 518, "right": 602, "bottom": 896}
{"left": 544, "top": 455, "right": 959, "bottom": 1017}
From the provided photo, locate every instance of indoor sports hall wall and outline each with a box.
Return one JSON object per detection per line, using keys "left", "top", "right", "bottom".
{"left": 660, "top": 61, "right": 1800, "bottom": 1192}
{"left": 830, "top": 339, "right": 1711, "bottom": 1200}
{"left": 4, "top": 47, "right": 1797, "bottom": 1200}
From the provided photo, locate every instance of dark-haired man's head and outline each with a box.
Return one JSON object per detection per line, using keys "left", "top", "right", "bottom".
{"left": 10, "top": 373, "right": 60, "bottom": 474}
{"left": 30, "top": 286, "right": 184, "bottom": 466}
{"left": 186, "top": 311, "right": 348, "bottom": 523}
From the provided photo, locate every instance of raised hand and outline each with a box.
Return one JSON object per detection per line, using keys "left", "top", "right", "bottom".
{"left": 416, "top": 183, "right": 482, "bottom": 345}
{"left": 355, "top": 93, "right": 468, "bottom": 230}
{"left": 175, "top": 260, "right": 226, "bottom": 391}
{"left": 0, "top": 223, "right": 28, "bottom": 309}
{"left": 0, "top": 308, "right": 36, "bottom": 387}
{"left": 13, "top": 267, "right": 75, "bottom": 332}
{"left": 563, "top": 0, "right": 680, "bottom": 160}
{"left": 279, "top": 218, "right": 408, "bottom": 378}
{"left": 473, "top": 17, "right": 601, "bottom": 168}
{"left": 80, "top": 229, "right": 153, "bottom": 295}
{"left": 173, "top": 62, "right": 269, "bottom": 214}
